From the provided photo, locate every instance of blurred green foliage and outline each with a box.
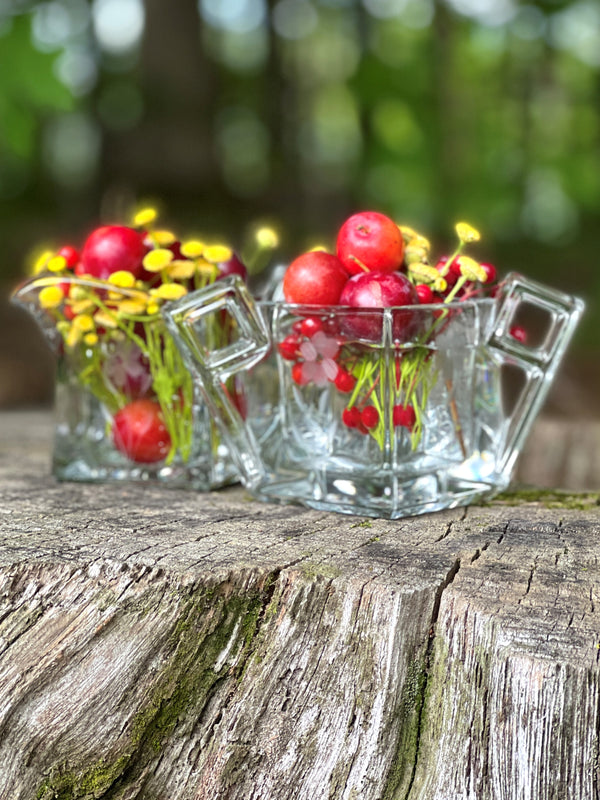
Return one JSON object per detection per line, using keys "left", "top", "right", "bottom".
{"left": 0, "top": 0, "right": 599, "bottom": 353}
{"left": 0, "top": 14, "right": 72, "bottom": 161}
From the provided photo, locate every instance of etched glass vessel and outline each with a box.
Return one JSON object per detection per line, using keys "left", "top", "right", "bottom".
{"left": 13, "top": 275, "right": 236, "bottom": 489}
{"left": 165, "top": 273, "right": 583, "bottom": 518}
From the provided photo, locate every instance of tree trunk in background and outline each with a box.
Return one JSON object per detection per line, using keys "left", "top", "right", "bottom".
{"left": 431, "top": 0, "right": 457, "bottom": 228}
{"left": 100, "top": 0, "right": 220, "bottom": 220}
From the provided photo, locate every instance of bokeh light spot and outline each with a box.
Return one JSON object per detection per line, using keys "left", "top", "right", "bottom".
{"left": 273, "top": 0, "right": 318, "bottom": 40}
{"left": 92, "top": 0, "right": 145, "bottom": 54}
{"left": 43, "top": 112, "right": 101, "bottom": 188}
{"left": 200, "top": 0, "right": 266, "bottom": 33}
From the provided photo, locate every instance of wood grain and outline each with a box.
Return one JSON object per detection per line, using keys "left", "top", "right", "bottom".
{"left": 1, "top": 412, "right": 599, "bottom": 799}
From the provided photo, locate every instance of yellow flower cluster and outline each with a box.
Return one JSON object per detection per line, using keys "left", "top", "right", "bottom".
{"left": 398, "top": 220, "right": 488, "bottom": 300}
{"left": 35, "top": 207, "right": 238, "bottom": 351}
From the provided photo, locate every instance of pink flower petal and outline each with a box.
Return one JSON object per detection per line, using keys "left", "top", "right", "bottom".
{"left": 322, "top": 358, "right": 339, "bottom": 381}
{"left": 312, "top": 330, "right": 339, "bottom": 359}
{"left": 301, "top": 360, "right": 322, "bottom": 383}
{"left": 299, "top": 340, "right": 318, "bottom": 361}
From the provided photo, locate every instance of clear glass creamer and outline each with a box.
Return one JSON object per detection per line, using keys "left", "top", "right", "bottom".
{"left": 13, "top": 275, "right": 237, "bottom": 489}
{"left": 164, "top": 272, "right": 583, "bottom": 519}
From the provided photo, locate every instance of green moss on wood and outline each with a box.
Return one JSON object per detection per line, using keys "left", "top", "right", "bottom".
{"left": 300, "top": 561, "right": 341, "bottom": 581}
{"left": 381, "top": 655, "right": 429, "bottom": 800}
{"left": 34, "top": 754, "right": 131, "bottom": 799}
{"left": 130, "top": 586, "right": 265, "bottom": 755}
{"left": 490, "top": 487, "right": 600, "bottom": 511}
{"left": 33, "top": 576, "right": 273, "bottom": 799}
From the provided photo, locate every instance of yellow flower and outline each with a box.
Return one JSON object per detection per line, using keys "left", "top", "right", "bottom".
{"left": 195, "top": 258, "right": 218, "bottom": 279}
{"left": 70, "top": 299, "right": 95, "bottom": 315}
{"left": 143, "top": 248, "right": 174, "bottom": 272}
{"left": 455, "top": 222, "right": 481, "bottom": 244}
{"left": 70, "top": 285, "right": 89, "bottom": 301}
{"left": 404, "top": 245, "right": 428, "bottom": 265}
{"left": 457, "top": 256, "right": 487, "bottom": 282}
{"left": 108, "top": 270, "right": 137, "bottom": 288}
{"left": 117, "top": 299, "right": 148, "bottom": 316}
{"left": 399, "top": 225, "right": 425, "bottom": 243}
{"left": 255, "top": 227, "right": 279, "bottom": 249}
{"left": 38, "top": 286, "right": 64, "bottom": 309}
{"left": 72, "top": 313, "right": 95, "bottom": 333}
{"left": 409, "top": 234, "right": 431, "bottom": 252}
{"left": 152, "top": 229, "right": 176, "bottom": 246}
{"left": 203, "top": 244, "right": 232, "bottom": 263}
{"left": 167, "top": 259, "right": 196, "bottom": 280}
{"left": 180, "top": 240, "right": 205, "bottom": 258}
{"left": 83, "top": 332, "right": 99, "bottom": 346}
{"left": 94, "top": 311, "right": 119, "bottom": 329}
{"left": 32, "top": 250, "right": 54, "bottom": 275}
{"left": 133, "top": 207, "right": 158, "bottom": 227}
{"left": 433, "top": 276, "right": 448, "bottom": 293}
{"left": 146, "top": 302, "right": 160, "bottom": 315}
{"left": 47, "top": 255, "right": 68, "bottom": 273}
{"left": 407, "top": 263, "right": 439, "bottom": 283}
{"left": 151, "top": 283, "right": 188, "bottom": 300}
{"left": 66, "top": 326, "right": 82, "bottom": 348}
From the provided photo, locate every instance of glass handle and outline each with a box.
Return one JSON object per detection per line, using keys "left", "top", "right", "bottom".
{"left": 162, "top": 276, "right": 271, "bottom": 489}
{"left": 487, "top": 271, "right": 584, "bottom": 476}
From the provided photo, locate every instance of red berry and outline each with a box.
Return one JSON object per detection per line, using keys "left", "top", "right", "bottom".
{"left": 336, "top": 211, "right": 404, "bottom": 275}
{"left": 300, "top": 316, "right": 324, "bottom": 337}
{"left": 278, "top": 335, "right": 300, "bottom": 360}
{"left": 334, "top": 370, "right": 356, "bottom": 393}
{"left": 283, "top": 251, "right": 349, "bottom": 305}
{"left": 216, "top": 253, "right": 248, "bottom": 282}
{"left": 435, "top": 256, "right": 461, "bottom": 289}
{"left": 393, "top": 404, "right": 416, "bottom": 429}
{"left": 361, "top": 405, "right": 379, "bottom": 429}
{"left": 415, "top": 284, "right": 434, "bottom": 304}
{"left": 342, "top": 406, "right": 361, "bottom": 428}
{"left": 112, "top": 399, "right": 171, "bottom": 463}
{"left": 291, "top": 362, "right": 307, "bottom": 385}
{"left": 168, "top": 241, "right": 183, "bottom": 259}
{"left": 58, "top": 245, "right": 79, "bottom": 269}
{"left": 510, "top": 325, "right": 528, "bottom": 344}
{"left": 339, "top": 271, "right": 419, "bottom": 342}
{"left": 77, "top": 225, "right": 147, "bottom": 280}
{"left": 480, "top": 262, "right": 497, "bottom": 284}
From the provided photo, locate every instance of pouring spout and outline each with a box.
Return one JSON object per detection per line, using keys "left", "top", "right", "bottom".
{"left": 12, "top": 275, "right": 72, "bottom": 354}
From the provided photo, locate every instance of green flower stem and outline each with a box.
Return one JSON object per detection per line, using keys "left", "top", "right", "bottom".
{"left": 341, "top": 343, "right": 436, "bottom": 452}
{"left": 77, "top": 347, "right": 125, "bottom": 413}
{"left": 443, "top": 274, "right": 468, "bottom": 305}
{"left": 88, "top": 294, "right": 150, "bottom": 355}
{"left": 143, "top": 319, "right": 194, "bottom": 465}
{"left": 438, "top": 242, "right": 464, "bottom": 278}
{"left": 67, "top": 288, "right": 195, "bottom": 466}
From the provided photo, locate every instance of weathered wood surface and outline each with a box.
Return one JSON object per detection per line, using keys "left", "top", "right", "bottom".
{"left": 1, "top": 411, "right": 600, "bottom": 800}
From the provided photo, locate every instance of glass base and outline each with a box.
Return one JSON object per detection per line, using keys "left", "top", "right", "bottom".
{"left": 51, "top": 389, "right": 238, "bottom": 490}
{"left": 249, "top": 459, "right": 509, "bottom": 519}
{"left": 52, "top": 455, "right": 237, "bottom": 491}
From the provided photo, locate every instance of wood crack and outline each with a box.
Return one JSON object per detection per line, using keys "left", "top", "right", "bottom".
{"left": 400, "top": 556, "right": 463, "bottom": 800}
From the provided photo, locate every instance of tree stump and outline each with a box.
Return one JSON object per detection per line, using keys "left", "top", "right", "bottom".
{"left": 1, "top": 411, "right": 599, "bottom": 800}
